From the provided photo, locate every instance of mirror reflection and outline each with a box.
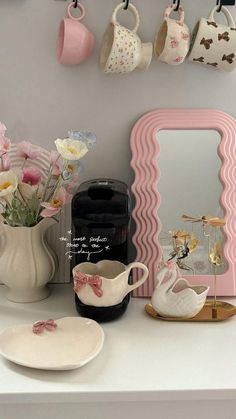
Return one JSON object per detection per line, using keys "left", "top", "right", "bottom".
{"left": 157, "top": 130, "right": 226, "bottom": 275}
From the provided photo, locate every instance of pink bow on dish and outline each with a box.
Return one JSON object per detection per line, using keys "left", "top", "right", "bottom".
{"left": 32, "top": 319, "right": 58, "bottom": 335}
{"left": 74, "top": 272, "right": 103, "bottom": 297}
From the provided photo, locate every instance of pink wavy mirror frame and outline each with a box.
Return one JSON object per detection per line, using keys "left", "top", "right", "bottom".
{"left": 131, "top": 109, "right": 236, "bottom": 297}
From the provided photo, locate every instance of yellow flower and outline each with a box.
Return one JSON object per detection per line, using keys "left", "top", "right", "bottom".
{"left": 169, "top": 230, "right": 191, "bottom": 242}
{"left": 0, "top": 170, "right": 18, "bottom": 197}
{"left": 209, "top": 242, "right": 224, "bottom": 267}
{"left": 188, "top": 236, "right": 199, "bottom": 253}
{"left": 55, "top": 138, "right": 88, "bottom": 161}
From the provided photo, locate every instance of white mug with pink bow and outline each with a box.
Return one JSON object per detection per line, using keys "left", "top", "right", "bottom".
{"left": 154, "top": 4, "right": 190, "bottom": 65}
{"left": 73, "top": 260, "right": 149, "bottom": 307}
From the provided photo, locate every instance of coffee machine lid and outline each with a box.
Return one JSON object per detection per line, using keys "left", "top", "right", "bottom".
{"left": 78, "top": 179, "right": 128, "bottom": 194}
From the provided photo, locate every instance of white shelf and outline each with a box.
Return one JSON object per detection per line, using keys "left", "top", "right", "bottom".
{"left": 1, "top": 284, "right": 236, "bottom": 418}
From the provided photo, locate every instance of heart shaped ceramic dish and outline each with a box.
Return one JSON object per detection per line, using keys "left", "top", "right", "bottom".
{"left": 0, "top": 317, "right": 104, "bottom": 370}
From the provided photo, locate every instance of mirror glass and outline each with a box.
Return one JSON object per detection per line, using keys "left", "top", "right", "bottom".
{"left": 157, "top": 130, "right": 226, "bottom": 275}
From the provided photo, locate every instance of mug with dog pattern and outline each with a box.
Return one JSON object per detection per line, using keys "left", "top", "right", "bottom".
{"left": 188, "top": 6, "right": 236, "bottom": 71}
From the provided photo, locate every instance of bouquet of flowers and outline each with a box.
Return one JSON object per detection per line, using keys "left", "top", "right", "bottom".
{"left": 0, "top": 122, "right": 96, "bottom": 227}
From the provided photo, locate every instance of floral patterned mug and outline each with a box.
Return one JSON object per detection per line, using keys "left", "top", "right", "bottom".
{"left": 100, "top": 2, "right": 153, "bottom": 73}
{"left": 154, "top": 4, "right": 190, "bottom": 65}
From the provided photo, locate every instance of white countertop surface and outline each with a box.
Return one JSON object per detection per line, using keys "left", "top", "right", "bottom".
{"left": 1, "top": 284, "right": 236, "bottom": 405}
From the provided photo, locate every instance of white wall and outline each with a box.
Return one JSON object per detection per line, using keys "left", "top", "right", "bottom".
{"left": 0, "top": 0, "right": 236, "bottom": 188}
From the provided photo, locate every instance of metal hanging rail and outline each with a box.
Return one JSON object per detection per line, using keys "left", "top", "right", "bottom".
{"left": 54, "top": 0, "right": 236, "bottom": 10}
{"left": 54, "top": 0, "right": 235, "bottom": 3}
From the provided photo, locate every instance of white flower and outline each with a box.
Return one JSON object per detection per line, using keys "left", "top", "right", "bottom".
{"left": 55, "top": 138, "right": 88, "bottom": 161}
{"left": 0, "top": 170, "right": 18, "bottom": 197}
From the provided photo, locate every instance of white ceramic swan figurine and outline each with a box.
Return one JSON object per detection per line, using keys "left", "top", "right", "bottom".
{"left": 151, "top": 262, "right": 209, "bottom": 318}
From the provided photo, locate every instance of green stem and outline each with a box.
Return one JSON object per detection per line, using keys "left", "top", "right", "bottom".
{"left": 0, "top": 152, "right": 8, "bottom": 171}
{"left": 46, "top": 176, "right": 62, "bottom": 203}
{"left": 21, "top": 157, "right": 27, "bottom": 170}
{"left": 17, "top": 186, "right": 28, "bottom": 205}
{"left": 35, "top": 156, "right": 60, "bottom": 221}
{"left": 3, "top": 195, "right": 13, "bottom": 210}
{"left": 41, "top": 156, "right": 60, "bottom": 203}
{"left": 0, "top": 155, "right": 4, "bottom": 170}
{"left": 0, "top": 200, "right": 6, "bottom": 210}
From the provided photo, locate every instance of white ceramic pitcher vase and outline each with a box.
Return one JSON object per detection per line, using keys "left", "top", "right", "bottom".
{"left": 0, "top": 218, "right": 58, "bottom": 303}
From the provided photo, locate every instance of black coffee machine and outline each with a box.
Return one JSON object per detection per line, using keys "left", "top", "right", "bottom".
{"left": 72, "top": 179, "right": 131, "bottom": 322}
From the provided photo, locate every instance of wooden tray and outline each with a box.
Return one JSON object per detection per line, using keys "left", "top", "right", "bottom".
{"left": 145, "top": 300, "right": 236, "bottom": 322}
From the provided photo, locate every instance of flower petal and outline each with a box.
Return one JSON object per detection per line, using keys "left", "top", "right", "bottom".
{"left": 22, "top": 167, "right": 41, "bottom": 186}
{"left": 0, "top": 122, "right": 7, "bottom": 136}
{"left": 17, "top": 141, "right": 41, "bottom": 160}
{"left": 67, "top": 130, "right": 97, "bottom": 148}
{"left": 55, "top": 138, "right": 88, "bottom": 161}
{"left": 41, "top": 207, "right": 60, "bottom": 218}
{"left": 0, "top": 170, "right": 18, "bottom": 197}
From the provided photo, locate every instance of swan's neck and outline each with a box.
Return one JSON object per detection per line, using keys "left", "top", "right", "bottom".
{"left": 156, "top": 267, "right": 177, "bottom": 292}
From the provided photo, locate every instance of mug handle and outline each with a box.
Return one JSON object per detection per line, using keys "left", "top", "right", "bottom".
{"left": 67, "top": 2, "right": 85, "bottom": 21}
{"left": 208, "top": 6, "right": 236, "bottom": 28}
{"left": 111, "top": 2, "right": 140, "bottom": 33}
{"left": 164, "top": 4, "right": 185, "bottom": 24}
{"left": 126, "top": 262, "right": 149, "bottom": 293}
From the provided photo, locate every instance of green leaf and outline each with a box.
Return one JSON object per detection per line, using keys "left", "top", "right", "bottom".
{"left": 28, "top": 192, "right": 40, "bottom": 213}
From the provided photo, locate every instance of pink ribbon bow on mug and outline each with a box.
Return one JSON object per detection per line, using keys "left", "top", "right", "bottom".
{"left": 74, "top": 272, "right": 103, "bottom": 297}
{"left": 32, "top": 319, "right": 58, "bottom": 335}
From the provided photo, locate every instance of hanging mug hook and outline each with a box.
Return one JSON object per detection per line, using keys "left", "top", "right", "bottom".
{"left": 73, "top": 0, "right": 78, "bottom": 8}
{"left": 216, "top": 0, "right": 222, "bottom": 12}
{"left": 173, "top": 0, "right": 181, "bottom": 11}
{"left": 123, "top": 0, "right": 130, "bottom": 10}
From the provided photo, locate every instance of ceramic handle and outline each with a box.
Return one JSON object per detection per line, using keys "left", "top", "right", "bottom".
{"left": 67, "top": 2, "right": 85, "bottom": 21}
{"left": 164, "top": 4, "right": 185, "bottom": 24}
{"left": 208, "top": 6, "right": 235, "bottom": 28}
{"left": 111, "top": 2, "right": 140, "bottom": 33}
{"left": 126, "top": 262, "right": 149, "bottom": 293}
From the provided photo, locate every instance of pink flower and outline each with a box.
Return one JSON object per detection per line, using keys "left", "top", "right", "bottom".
{"left": 0, "top": 123, "right": 6, "bottom": 136}
{"left": 1, "top": 153, "right": 11, "bottom": 171}
{"left": 22, "top": 167, "right": 41, "bottom": 186}
{"left": 17, "top": 141, "right": 41, "bottom": 160}
{"left": 170, "top": 38, "right": 178, "bottom": 48}
{"left": 0, "top": 136, "right": 11, "bottom": 157}
{"left": 50, "top": 151, "right": 62, "bottom": 177}
{"left": 40, "top": 187, "right": 67, "bottom": 218}
{"left": 181, "top": 32, "right": 189, "bottom": 40}
{"left": 174, "top": 56, "right": 183, "bottom": 63}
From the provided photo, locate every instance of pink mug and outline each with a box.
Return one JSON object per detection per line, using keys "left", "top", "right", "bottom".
{"left": 57, "top": 2, "right": 94, "bottom": 65}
